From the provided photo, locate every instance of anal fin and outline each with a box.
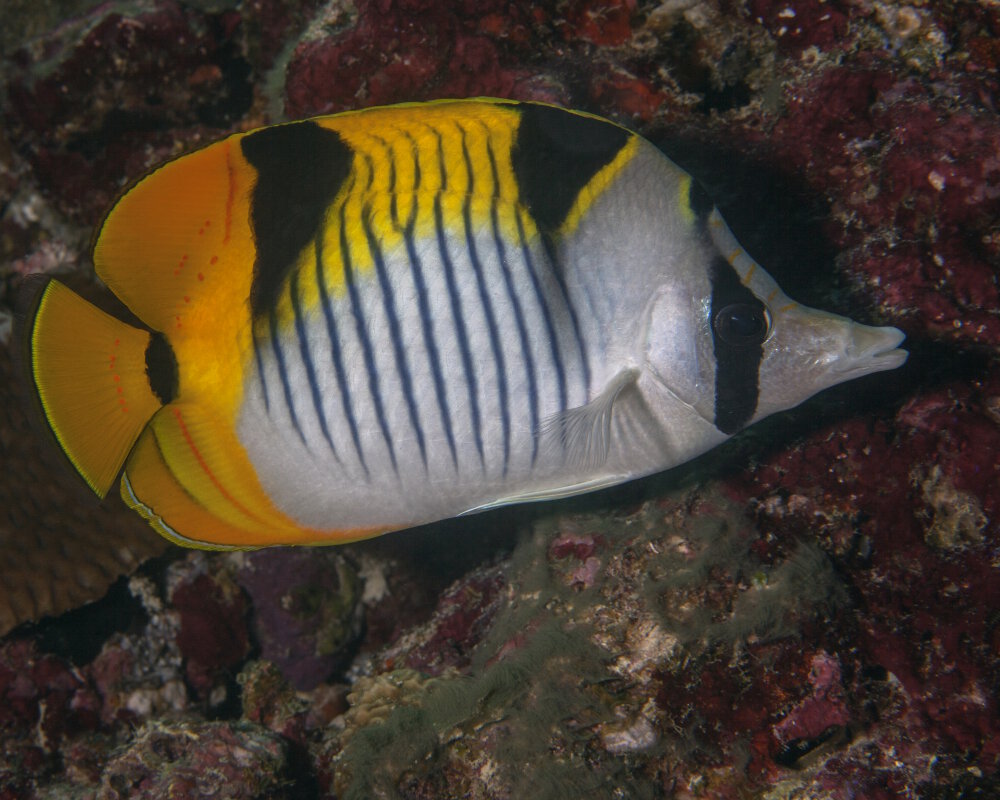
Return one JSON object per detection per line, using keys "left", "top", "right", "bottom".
{"left": 122, "top": 429, "right": 259, "bottom": 550}
{"left": 122, "top": 404, "right": 383, "bottom": 548}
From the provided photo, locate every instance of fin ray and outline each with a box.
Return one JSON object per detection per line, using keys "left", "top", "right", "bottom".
{"left": 123, "top": 404, "right": 385, "bottom": 547}
{"left": 459, "top": 474, "right": 629, "bottom": 515}
{"left": 540, "top": 367, "right": 639, "bottom": 470}
{"left": 27, "top": 280, "right": 161, "bottom": 497}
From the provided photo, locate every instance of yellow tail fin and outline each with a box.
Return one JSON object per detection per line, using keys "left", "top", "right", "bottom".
{"left": 25, "top": 279, "right": 170, "bottom": 497}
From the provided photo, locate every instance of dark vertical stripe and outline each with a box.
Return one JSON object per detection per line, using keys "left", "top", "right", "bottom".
{"left": 385, "top": 137, "right": 396, "bottom": 209}
{"left": 241, "top": 122, "right": 352, "bottom": 318}
{"left": 315, "top": 235, "right": 368, "bottom": 477}
{"left": 511, "top": 103, "right": 629, "bottom": 233}
{"left": 340, "top": 189, "right": 398, "bottom": 473}
{"left": 399, "top": 129, "right": 423, "bottom": 240}
{"left": 145, "top": 332, "right": 177, "bottom": 405}
{"left": 411, "top": 134, "right": 422, "bottom": 191}
{"left": 540, "top": 234, "right": 591, "bottom": 398}
{"left": 370, "top": 134, "right": 399, "bottom": 228}
{"left": 435, "top": 194, "right": 483, "bottom": 467}
{"left": 460, "top": 127, "right": 510, "bottom": 475}
{"left": 252, "top": 334, "right": 270, "bottom": 413}
{"left": 435, "top": 127, "right": 447, "bottom": 190}
{"left": 362, "top": 203, "right": 428, "bottom": 468}
{"left": 400, "top": 130, "right": 421, "bottom": 226}
{"left": 400, "top": 130, "right": 456, "bottom": 468}
{"left": 402, "top": 220, "right": 457, "bottom": 469}
{"left": 290, "top": 268, "right": 339, "bottom": 463}
{"left": 269, "top": 308, "right": 307, "bottom": 447}
{"left": 516, "top": 210, "right": 567, "bottom": 420}
{"left": 486, "top": 135, "right": 539, "bottom": 466}
{"left": 687, "top": 178, "right": 714, "bottom": 225}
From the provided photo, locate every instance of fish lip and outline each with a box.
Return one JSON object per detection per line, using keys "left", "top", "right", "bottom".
{"left": 865, "top": 347, "right": 909, "bottom": 371}
{"left": 841, "top": 326, "right": 908, "bottom": 376}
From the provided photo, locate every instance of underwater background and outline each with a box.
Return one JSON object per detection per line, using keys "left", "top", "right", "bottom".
{"left": 0, "top": 0, "right": 998, "bottom": 797}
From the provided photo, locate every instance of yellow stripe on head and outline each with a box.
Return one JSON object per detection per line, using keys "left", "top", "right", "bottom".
{"left": 676, "top": 174, "right": 695, "bottom": 226}
{"left": 557, "top": 136, "right": 640, "bottom": 237}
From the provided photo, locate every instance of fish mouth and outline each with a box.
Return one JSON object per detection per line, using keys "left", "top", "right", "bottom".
{"left": 842, "top": 324, "right": 908, "bottom": 377}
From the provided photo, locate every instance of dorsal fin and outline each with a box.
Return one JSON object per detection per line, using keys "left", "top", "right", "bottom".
{"left": 92, "top": 135, "right": 258, "bottom": 341}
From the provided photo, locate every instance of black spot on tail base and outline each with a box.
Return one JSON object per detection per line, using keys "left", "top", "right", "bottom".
{"left": 512, "top": 104, "right": 629, "bottom": 233}
{"left": 710, "top": 256, "right": 765, "bottom": 434}
{"left": 241, "top": 121, "right": 353, "bottom": 317}
{"left": 145, "top": 332, "right": 178, "bottom": 405}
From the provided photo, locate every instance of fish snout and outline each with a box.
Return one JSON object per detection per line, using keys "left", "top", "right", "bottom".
{"left": 754, "top": 307, "right": 908, "bottom": 423}
{"left": 841, "top": 323, "right": 908, "bottom": 377}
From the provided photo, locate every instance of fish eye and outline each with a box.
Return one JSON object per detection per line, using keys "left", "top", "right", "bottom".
{"left": 713, "top": 303, "right": 771, "bottom": 346}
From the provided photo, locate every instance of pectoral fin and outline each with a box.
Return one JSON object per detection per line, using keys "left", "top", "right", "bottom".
{"left": 540, "top": 366, "right": 639, "bottom": 469}
{"left": 459, "top": 368, "right": 640, "bottom": 515}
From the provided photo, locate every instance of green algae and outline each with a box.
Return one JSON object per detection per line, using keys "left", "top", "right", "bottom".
{"left": 1, "top": 0, "right": 98, "bottom": 56}
{"left": 334, "top": 524, "right": 635, "bottom": 799}
{"left": 331, "top": 486, "right": 849, "bottom": 797}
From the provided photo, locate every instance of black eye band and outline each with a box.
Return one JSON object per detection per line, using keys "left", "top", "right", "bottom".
{"left": 709, "top": 256, "right": 767, "bottom": 434}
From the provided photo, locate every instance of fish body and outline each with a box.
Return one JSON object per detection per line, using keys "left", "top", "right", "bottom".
{"left": 24, "top": 99, "right": 907, "bottom": 548}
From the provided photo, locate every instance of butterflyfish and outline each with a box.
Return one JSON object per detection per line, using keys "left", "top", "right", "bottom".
{"left": 23, "top": 99, "right": 907, "bottom": 549}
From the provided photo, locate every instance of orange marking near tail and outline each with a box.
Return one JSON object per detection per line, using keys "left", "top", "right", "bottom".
{"left": 170, "top": 406, "right": 261, "bottom": 525}
{"left": 110, "top": 339, "right": 127, "bottom": 413}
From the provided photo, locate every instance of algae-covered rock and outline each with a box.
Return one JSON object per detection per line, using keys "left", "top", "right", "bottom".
{"left": 236, "top": 549, "right": 364, "bottom": 691}
{"left": 96, "top": 718, "right": 288, "bottom": 800}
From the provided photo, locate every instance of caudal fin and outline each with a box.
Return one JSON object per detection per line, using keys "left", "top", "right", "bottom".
{"left": 24, "top": 279, "right": 173, "bottom": 497}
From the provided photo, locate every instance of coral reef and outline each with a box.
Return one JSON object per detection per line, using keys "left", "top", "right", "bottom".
{"left": 1, "top": 0, "right": 998, "bottom": 797}
{"left": 95, "top": 718, "right": 289, "bottom": 799}
{"left": 236, "top": 549, "right": 364, "bottom": 691}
